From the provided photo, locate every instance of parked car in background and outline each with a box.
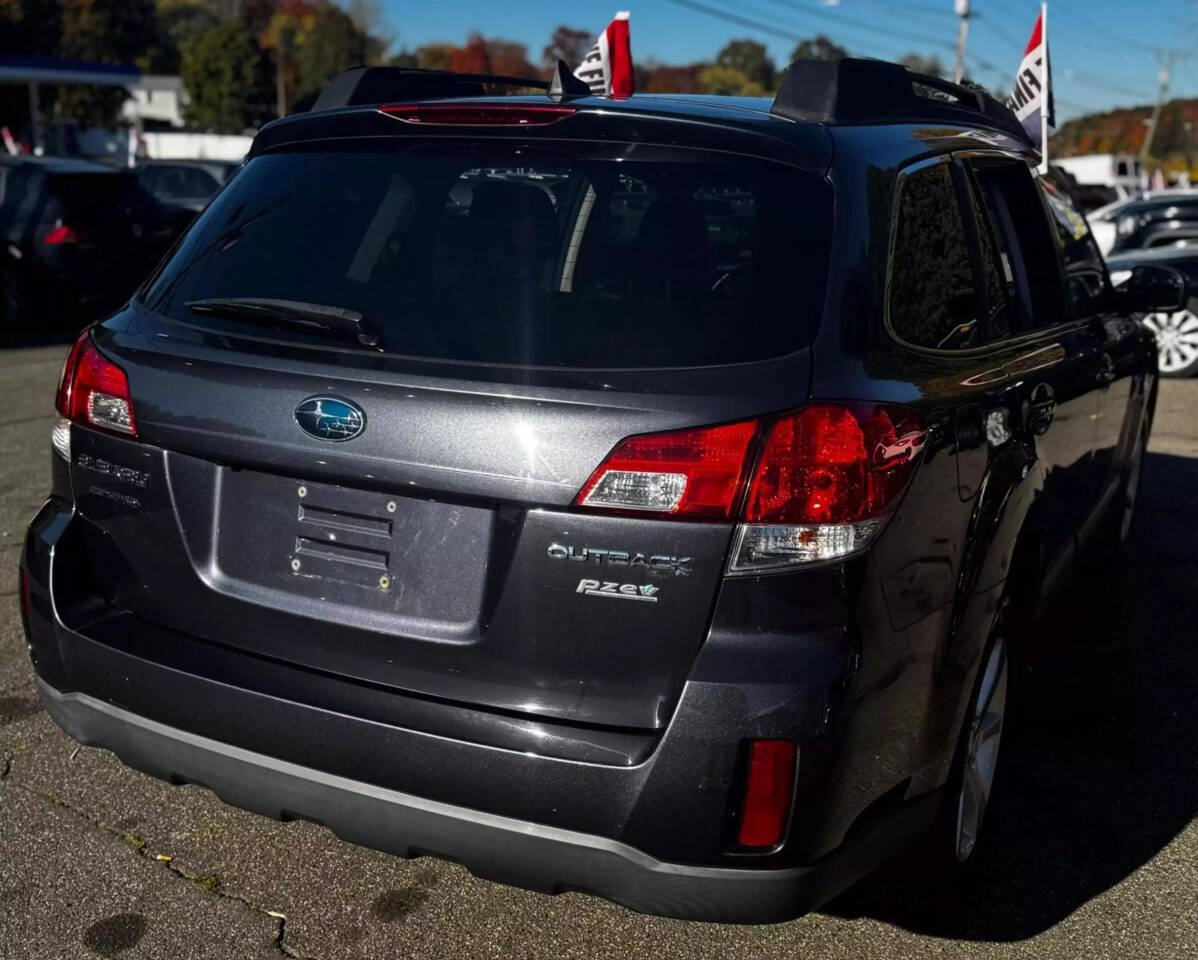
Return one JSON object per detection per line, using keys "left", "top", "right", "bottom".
{"left": 136, "top": 159, "right": 238, "bottom": 216}
{"left": 0, "top": 157, "right": 180, "bottom": 337}
{"left": 1108, "top": 245, "right": 1198, "bottom": 377}
{"left": 21, "top": 60, "right": 1186, "bottom": 923}
{"left": 1094, "top": 192, "right": 1198, "bottom": 255}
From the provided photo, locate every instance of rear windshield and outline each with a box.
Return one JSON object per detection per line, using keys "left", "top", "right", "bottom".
{"left": 141, "top": 145, "right": 832, "bottom": 368}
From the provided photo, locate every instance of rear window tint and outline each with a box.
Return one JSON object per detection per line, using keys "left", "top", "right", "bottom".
{"left": 141, "top": 147, "right": 832, "bottom": 368}
{"left": 889, "top": 162, "right": 979, "bottom": 350}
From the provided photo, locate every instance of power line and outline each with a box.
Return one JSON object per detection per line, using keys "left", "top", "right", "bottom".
{"left": 755, "top": 0, "right": 959, "bottom": 55}
{"left": 972, "top": 12, "right": 1027, "bottom": 57}
{"left": 660, "top": 0, "right": 805, "bottom": 46}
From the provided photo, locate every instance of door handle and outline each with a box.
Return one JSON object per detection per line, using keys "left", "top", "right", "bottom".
{"left": 1097, "top": 353, "right": 1116, "bottom": 386}
{"left": 1026, "top": 382, "right": 1056, "bottom": 436}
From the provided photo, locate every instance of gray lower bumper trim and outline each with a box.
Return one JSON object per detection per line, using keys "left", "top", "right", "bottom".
{"left": 38, "top": 678, "right": 826, "bottom": 923}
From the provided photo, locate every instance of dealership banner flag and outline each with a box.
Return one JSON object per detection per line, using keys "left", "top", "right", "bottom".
{"left": 1007, "top": 3, "right": 1055, "bottom": 169}
{"left": 574, "top": 11, "right": 634, "bottom": 97}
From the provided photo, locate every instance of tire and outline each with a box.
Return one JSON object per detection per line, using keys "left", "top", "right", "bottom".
{"left": 1142, "top": 307, "right": 1198, "bottom": 378}
{"left": 919, "top": 613, "right": 1012, "bottom": 868}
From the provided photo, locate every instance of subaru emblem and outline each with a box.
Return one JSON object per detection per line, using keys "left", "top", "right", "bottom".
{"left": 294, "top": 397, "right": 366, "bottom": 442}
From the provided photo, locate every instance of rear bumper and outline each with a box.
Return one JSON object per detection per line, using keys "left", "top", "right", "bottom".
{"left": 37, "top": 676, "right": 938, "bottom": 923}
{"left": 22, "top": 492, "right": 945, "bottom": 922}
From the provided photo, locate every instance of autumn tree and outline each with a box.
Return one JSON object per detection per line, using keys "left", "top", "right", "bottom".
{"left": 696, "top": 64, "right": 764, "bottom": 97}
{"left": 449, "top": 33, "right": 491, "bottom": 74}
{"left": 57, "top": 0, "right": 158, "bottom": 125}
{"left": 542, "top": 25, "right": 592, "bottom": 70}
{"left": 789, "top": 35, "right": 848, "bottom": 64}
{"left": 180, "top": 19, "right": 259, "bottom": 131}
{"left": 715, "top": 39, "right": 775, "bottom": 90}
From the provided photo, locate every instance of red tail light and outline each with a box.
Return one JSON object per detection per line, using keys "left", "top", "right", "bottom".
{"left": 574, "top": 404, "right": 925, "bottom": 568}
{"left": 737, "top": 739, "right": 796, "bottom": 849}
{"left": 42, "top": 224, "right": 79, "bottom": 245}
{"left": 744, "top": 404, "right": 925, "bottom": 525}
{"left": 56, "top": 330, "right": 137, "bottom": 437}
{"left": 574, "top": 419, "right": 758, "bottom": 519}
{"left": 380, "top": 104, "right": 576, "bottom": 126}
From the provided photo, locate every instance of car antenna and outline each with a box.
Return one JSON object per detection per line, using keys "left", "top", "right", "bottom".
{"left": 548, "top": 60, "right": 592, "bottom": 102}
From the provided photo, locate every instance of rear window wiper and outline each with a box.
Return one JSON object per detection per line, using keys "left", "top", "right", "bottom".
{"left": 185, "top": 297, "right": 384, "bottom": 349}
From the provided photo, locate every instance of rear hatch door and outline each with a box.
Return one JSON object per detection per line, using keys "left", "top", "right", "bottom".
{"left": 76, "top": 128, "right": 831, "bottom": 732}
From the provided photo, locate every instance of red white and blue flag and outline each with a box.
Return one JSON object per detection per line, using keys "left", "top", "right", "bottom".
{"left": 1008, "top": 6, "right": 1055, "bottom": 148}
{"left": 573, "top": 12, "right": 634, "bottom": 97}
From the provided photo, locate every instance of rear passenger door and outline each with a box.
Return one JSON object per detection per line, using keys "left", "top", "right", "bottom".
{"left": 1038, "top": 176, "right": 1141, "bottom": 515}
{"left": 962, "top": 155, "right": 1104, "bottom": 597}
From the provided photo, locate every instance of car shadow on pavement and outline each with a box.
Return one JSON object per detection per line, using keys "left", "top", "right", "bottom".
{"left": 826, "top": 450, "right": 1198, "bottom": 941}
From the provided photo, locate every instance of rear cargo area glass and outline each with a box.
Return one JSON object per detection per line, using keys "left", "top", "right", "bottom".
{"left": 142, "top": 145, "right": 832, "bottom": 367}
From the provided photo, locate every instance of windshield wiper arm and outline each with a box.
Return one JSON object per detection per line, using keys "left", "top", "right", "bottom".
{"left": 185, "top": 297, "right": 383, "bottom": 349}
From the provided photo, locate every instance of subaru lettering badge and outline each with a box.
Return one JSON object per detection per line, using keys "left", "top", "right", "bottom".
{"left": 294, "top": 397, "right": 366, "bottom": 442}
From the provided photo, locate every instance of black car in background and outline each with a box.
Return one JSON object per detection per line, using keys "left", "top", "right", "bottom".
{"left": 136, "top": 159, "right": 238, "bottom": 216}
{"left": 0, "top": 157, "right": 177, "bottom": 337}
{"left": 1108, "top": 245, "right": 1198, "bottom": 377}
{"left": 20, "top": 60, "right": 1187, "bottom": 922}
{"left": 1105, "top": 192, "right": 1198, "bottom": 254}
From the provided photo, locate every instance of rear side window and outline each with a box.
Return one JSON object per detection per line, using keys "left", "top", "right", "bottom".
{"left": 968, "top": 160, "right": 1061, "bottom": 334}
{"left": 888, "top": 162, "right": 979, "bottom": 350}
{"left": 142, "top": 147, "right": 833, "bottom": 368}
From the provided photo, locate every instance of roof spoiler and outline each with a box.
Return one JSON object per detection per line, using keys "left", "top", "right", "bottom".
{"left": 312, "top": 66, "right": 550, "bottom": 111}
{"left": 771, "top": 58, "right": 1032, "bottom": 148}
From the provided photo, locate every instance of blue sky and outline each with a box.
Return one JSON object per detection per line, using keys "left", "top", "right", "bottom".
{"left": 374, "top": 0, "right": 1195, "bottom": 122}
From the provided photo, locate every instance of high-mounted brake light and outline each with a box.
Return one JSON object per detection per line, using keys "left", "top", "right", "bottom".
{"left": 737, "top": 739, "right": 796, "bottom": 849}
{"left": 42, "top": 224, "right": 79, "bottom": 245}
{"left": 56, "top": 330, "right": 137, "bottom": 437}
{"left": 379, "top": 104, "right": 576, "bottom": 126}
{"left": 574, "top": 403, "right": 924, "bottom": 569}
{"left": 574, "top": 419, "right": 758, "bottom": 519}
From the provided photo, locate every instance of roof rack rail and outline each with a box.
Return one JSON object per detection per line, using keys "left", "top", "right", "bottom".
{"left": 312, "top": 66, "right": 549, "bottom": 112}
{"left": 771, "top": 58, "right": 1032, "bottom": 148}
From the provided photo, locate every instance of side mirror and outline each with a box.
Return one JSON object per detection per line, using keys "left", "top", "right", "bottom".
{"left": 1116, "top": 264, "right": 1189, "bottom": 313}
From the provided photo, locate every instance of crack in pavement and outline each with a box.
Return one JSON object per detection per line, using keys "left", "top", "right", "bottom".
{"left": 10, "top": 775, "right": 320, "bottom": 960}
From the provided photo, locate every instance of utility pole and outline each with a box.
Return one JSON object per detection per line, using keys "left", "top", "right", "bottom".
{"left": 1141, "top": 53, "right": 1175, "bottom": 166}
{"left": 953, "top": 0, "right": 971, "bottom": 84}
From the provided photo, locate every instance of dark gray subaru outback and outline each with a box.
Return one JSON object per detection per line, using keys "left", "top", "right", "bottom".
{"left": 20, "top": 60, "right": 1182, "bottom": 921}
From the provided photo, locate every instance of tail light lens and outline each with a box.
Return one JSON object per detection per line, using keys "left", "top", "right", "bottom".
{"left": 380, "top": 104, "right": 576, "bottom": 126}
{"left": 737, "top": 739, "right": 797, "bottom": 849}
{"left": 575, "top": 403, "right": 924, "bottom": 570}
{"left": 42, "top": 224, "right": 79, "bottom": 245}
{"left": 574, "top": 419, "right": 758, "bottom": 518}
{"left": 56, "top": 330, "right": 137, "bottom": 437}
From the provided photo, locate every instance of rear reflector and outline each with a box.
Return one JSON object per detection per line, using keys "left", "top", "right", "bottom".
{"left": 19, "top": 567, "right": 31, "bottom": 626}
{"left": 737, "top": 739, "right": 796, "bottom": 849}
{"left": 56, "top": 330, "right": 137, "bottom": 437}
{"left": 380, "top": 104, "right": 576, "bottom": 126}
{"left": 575, "top": 419, "right": 758, "bottom": 518}
{"left": 42, "top": 224, "right": 79, "bottom": 245}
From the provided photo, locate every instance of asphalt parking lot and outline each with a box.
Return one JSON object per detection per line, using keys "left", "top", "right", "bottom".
{"left": 0, "top": 342, "right": 1195, "bottom": 960}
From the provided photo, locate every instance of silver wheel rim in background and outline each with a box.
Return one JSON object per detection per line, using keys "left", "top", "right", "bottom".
{"left": 1143, "top": 310, "right": 1198, "bottom": 374}
{"left": 955, "top": 636, "right": 1009, "bottom": 862}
